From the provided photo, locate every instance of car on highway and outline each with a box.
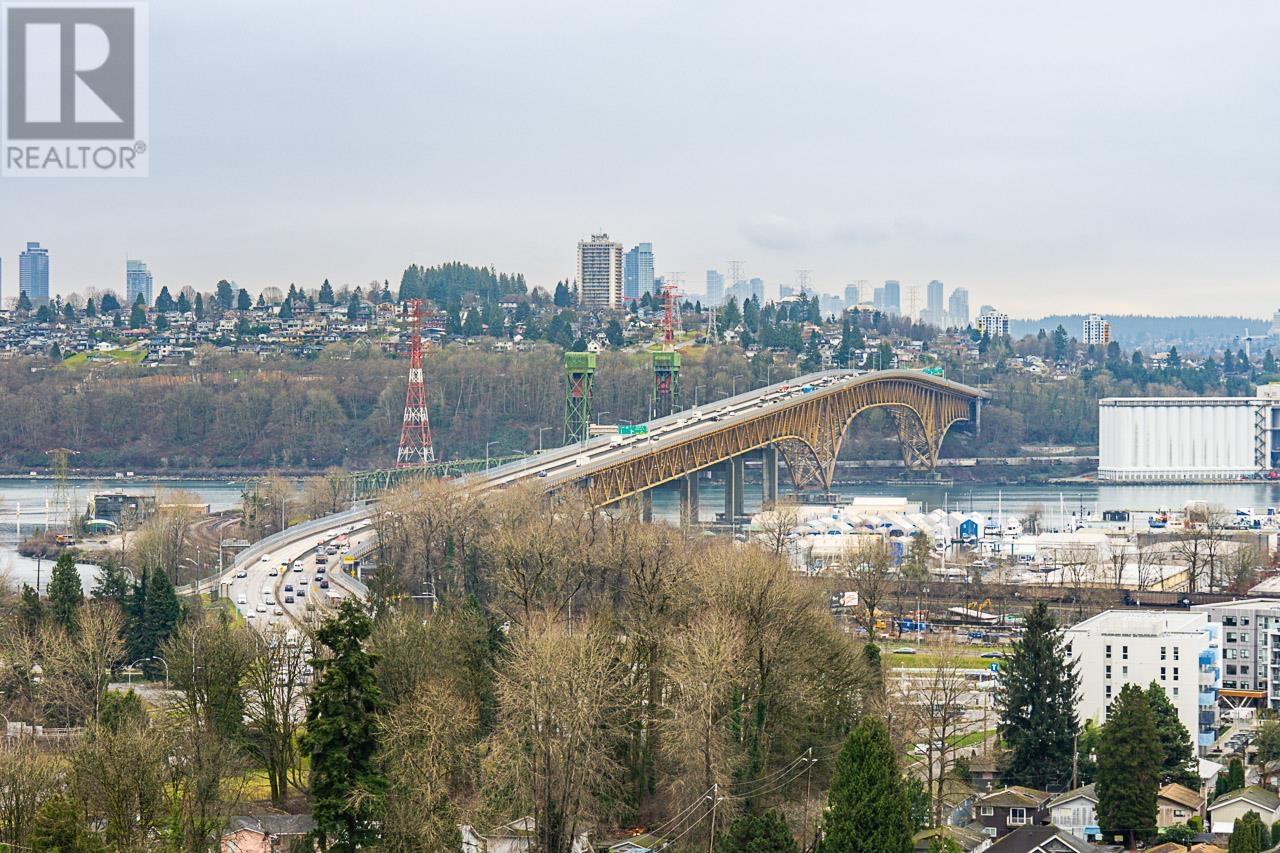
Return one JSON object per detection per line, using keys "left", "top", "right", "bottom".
{"left": 246, "top": 612, "right": 256, "bottom": 620}
{"left": 235, "top": 570, "right": 248, "bottom": 578}
{"left": 319, "top": 579, "right": 330, "bottom": 589}
{"left": 284, "top": 596, "right": 295, "bottom": 604}
{"left": 538, "top": 470, "right": 548, "bottom": 477}
{"left": 296, "top": 587, "right": 305, "bottom": 596}
{"left": 260, "top": 555, "right": 271, "bottom": 562}
{"left": 293, "top": 564, "right": 303, "bottom": 572}
{"left": 979, "top": 652, "right": 1005, "bottom": 660}
{"left": 268, "top": 568, "right": 279, "bottom": 577}
{"left": 273, "top": 606, "right": 284, "bottom": 616}
{"left": 316, "top": 566, "right": 326, "bottom": 574}
{"left": 891, "top": 647, "right": 917, "bottom": 655}
{"left": 284, "top": 584, "right": 293, "bottom": 592}
{"left": 255, "top": 603, "right": 266, "bottom": 613}
{"left": 237, "top": 594, "right": 248, "bottom": 605}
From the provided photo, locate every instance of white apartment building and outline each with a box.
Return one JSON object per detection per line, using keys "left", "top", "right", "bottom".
{"left": 1064, "top": 610, "right": 1221, "bottom": 753}
{"left": 576, "top": 234, "right": 623, "bottom": 310}
{"left": 1083, "top": 314, "right": 1111, "bottom": 347}
{"left": 976, "top": 310, "right": 1010, "bottom": 339}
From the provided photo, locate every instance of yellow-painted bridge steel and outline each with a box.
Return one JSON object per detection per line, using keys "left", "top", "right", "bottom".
{"left": 580, "top": 370, "right": 988, "bottom": 507}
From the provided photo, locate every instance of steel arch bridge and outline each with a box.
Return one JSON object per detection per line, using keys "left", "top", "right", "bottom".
{"left": 579, "top": 370, "right": 987, "bottom": 508}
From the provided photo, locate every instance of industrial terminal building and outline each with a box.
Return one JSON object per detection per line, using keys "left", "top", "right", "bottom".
{"left": 1098, "top": 384, "right": 1280, "bottom": 481}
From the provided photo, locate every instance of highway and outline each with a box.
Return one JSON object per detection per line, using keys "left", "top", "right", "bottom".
{"left": 212, "top": 368, "right": 982, "bottom": 630}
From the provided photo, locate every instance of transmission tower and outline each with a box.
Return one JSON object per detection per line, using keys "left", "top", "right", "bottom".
{"left": 705, "top": 300, "right": 719, "bottom": 343}
{"left": 563, "top": 351, "right": 596, "bottom": 444}
{"left": 796, "top": 269, "right": 812, "bottom": 295}
{"left": 727, "top": 260, "right": 745, "bottom": 291}
{"left": 46, "top": 448, "right": 78, "bottom": 532}
{"left": 652, "top": 282, "right": 683, "bottom": 419}
{"left": 396, "top": 299, "right": 436, "bottom": 467}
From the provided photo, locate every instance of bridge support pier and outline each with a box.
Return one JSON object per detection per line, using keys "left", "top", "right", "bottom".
{"left": 640, "top": 489, "right": 653, "bottom": 523}
{"left": 679, "top": 474, "right": 700, "bottom": 526}
{"left": 762, "top": 445, "right": 778, "bottom": 506}
{"left": 724, "top": 456, "right": 744, "bottom": 526}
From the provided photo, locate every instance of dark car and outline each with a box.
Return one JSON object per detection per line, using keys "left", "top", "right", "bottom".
{"left": 284, "top": 584, "right": 293, "bottom": 592}
{"left": 316, "top": 566, "right": 326, "bottom": 574}
{"left": 319, "top": 580, "right": 330, "bottom": 589}
{"left": 284, "top": 595, "right": 295, "bottom": 603}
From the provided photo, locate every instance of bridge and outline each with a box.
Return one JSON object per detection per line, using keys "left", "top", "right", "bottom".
{"left": 464, "top": 368, "right": 986, "bottom": 519}
{"left": 211, "top": 368, "right": 986, "bottom": 623}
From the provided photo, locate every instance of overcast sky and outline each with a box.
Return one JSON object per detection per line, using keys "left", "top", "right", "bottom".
{"left": 6, "top": 0, "right": 1280, "bottom": 317}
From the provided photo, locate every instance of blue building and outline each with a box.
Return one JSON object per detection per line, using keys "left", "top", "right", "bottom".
{"left": 126, "top": 259, "right": 153, "bottom": 307}
{"left": 19, "top": 242, "right": 49, "bottom": 305}
{"left": 623, "top": 243, "right": 654, "bottom": 302}
{"left": 882, "top": 280, "right": 901, "bottom": 316}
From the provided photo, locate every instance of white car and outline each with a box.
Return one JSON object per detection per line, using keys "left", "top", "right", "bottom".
{"left": 273, "top": 606, "right": 284, "bottom": 616}
{"left": 255, "top": 603, "right": 267, "bottom": 613}
{"left": 260, "top": 555, "right": 271, "bottom": 562}
{"left": 237, "top": 594, "right": 248, "bottom": 605}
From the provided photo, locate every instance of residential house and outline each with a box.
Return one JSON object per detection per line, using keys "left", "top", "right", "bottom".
{"left": 1047, "top": 784, "right": 1099, "bottom": 841}
{"left": 1157, "top": 782, "right": 1204, "bottom": 829}
{"left": 220, "top": 814, "right": 313, "bottom": 853}
{"left": 983, "top": 825, "right": 1100, "bottom": 852}
{"left": 967, "top": 755, "right": 1004, "bottom": 792}
{"left": 913, "top": 825, "right": 992, "bottom": 852}
{"left": 973, "top": 787, "right": 1053, "bottom": 838}
{"left": 460, "top": 817, "right": 591, "bottom": 853}
{"left": 1207, "top": 785, "right": 1280, "bottom": 834}
{"left": 601, "top": 834, "right": 668, "bottom": 852}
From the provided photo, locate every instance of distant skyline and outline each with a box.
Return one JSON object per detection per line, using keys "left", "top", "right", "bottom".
{"left": 4, "top": 1, "right": 1279, "bottom": 316}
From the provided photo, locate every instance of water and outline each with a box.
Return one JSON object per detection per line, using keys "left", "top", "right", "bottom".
{"left": 7, "top": 474, "right": 1279, "bottom": 591}
{"left": 0, "top": 477, "right": 246, "bottom": 593}
{"left": 650, "top": 478, "right": 1280, "bottom": 525}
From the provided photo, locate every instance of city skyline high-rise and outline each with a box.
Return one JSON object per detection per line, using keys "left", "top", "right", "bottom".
{"left": 882, "top": 280, "right": 901, "bottom": 316}
{"left": 623, "top": 242, "right": 654, "bottom": 302}
{"left": 576, "top": 234, "right": 624, "bottom": 310}
{"left": 948, "top": 287, "right": 970, "bottom": 328}
{"left": 705, "top": 270, "right": 724, "bottom": 306}
{"left": 126, "top": 259, "right": 153, "bottom": 307}
{"left": 19, "top": 242, "right": 49, "bottom": 306}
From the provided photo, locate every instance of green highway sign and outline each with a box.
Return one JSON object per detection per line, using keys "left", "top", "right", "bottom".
{"left": 618, "top": 424, "right": 649, "bottom": 436}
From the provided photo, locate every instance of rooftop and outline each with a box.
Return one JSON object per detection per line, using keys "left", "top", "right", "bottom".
{"left": 1065, "top": 609, "right": 1209, "bottom": 636}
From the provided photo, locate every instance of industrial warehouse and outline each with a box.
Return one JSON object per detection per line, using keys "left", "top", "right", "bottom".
{"left": 1098, "top": 383, "right": 1280, "bottom": 482}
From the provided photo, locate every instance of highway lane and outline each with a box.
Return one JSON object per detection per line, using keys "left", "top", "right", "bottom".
{"left": 213, "top": 368, "right": 980, "bottom": 624}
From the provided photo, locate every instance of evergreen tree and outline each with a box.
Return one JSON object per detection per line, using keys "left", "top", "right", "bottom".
{"left": 236, "top": 288, "right": 251, "bottom": 311}
{"left": 176, "top": 292, "right": 192, "bottom": 313}
{"left": 1225, "top": 756, "right": 1246, "bottom": 793}
{"left": 995, "top": 600, "right": 1079, "bottom": 790}
{"left": 461, "top": 308, "right": 483, "bottom": 337}
{"left": 194, "top": 292, "right": 204, "bottom": 318}
{"left": 127, "top": 301, "right": 147, "bottom": 328}
{"left": 154, "top": 286, "right": 174, "bottom": 312}
{"left": 821, "top": 717, "right": 912, "bottom": 853}
{"left": 255, "top": 293, "right": 266, "bottom": 308}
{"left": 45, "top": 552, "right": 84, "bottom": 633}
{"left": 91, "top": 559, "right": 132, "bottom": 606}
{"left": 604, "top": 318, "right": 624, "bottom": 347}
{"left": 215, "top": 279, "right": 235, "bottom": 309}
{"left": 36, "top": 304, "right": 51, "bottom": 323}
{"left": 346, "top": 291, "right": 360, "bottom": 321}
{"left": 1097, "top": 683, "right": 1160, "bottom": 847}
{"left": 302, "top": 600, "right": 386, "bottom": 850}
{"left": 1146, "top": 682, "right": 1198, "bottom": 788}
{"left": 141, "top": 568, "right": 180, "bottom": 678}
{"left": 553, "top": 281, "right": 572, "bottom": 307}
{"left": 319, "top": 278, "right": 335, "bottom": 305}
{"left": 100, "top": 292, "right": 120, "bottom": 313}
{"left": 18, "top": 583, "right": 43, "bottom": 636}
{"left": 716, "top": 810, "right": 798, "bottom": 853}
{"left": 28, "top": 795, "right": 103, "bottom": 852}
{"left": 722, "top": 296, "right": 742, "bottom": 329}
{"left": 85, "top": 297, "right": 97, "bottom": 317}
{"left": 278, "top": 299, "right": 293, "bottom": 320}
{"left": 17, "top": 291, "right": 32, "bottom": 312}
{"left": 1229, "top": 811, "right": 1267, "bottom": 853}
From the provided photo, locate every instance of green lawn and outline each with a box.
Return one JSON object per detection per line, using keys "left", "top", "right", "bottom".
{"left": 882, "top": 643, "right": 1005, "bottom": 671}
{"left": 950, "top": 729, "right": 996, "bottom": 749}
{"left": 63, "top": 347, "right": 146, "bottom": 367}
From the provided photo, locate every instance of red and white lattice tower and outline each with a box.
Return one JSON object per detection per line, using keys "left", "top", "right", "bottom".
{"left": 661, "top": 281, "right": 681, "bottom": 344}
{"left": 396, "top": 299, "right": 435, "bottom": 467}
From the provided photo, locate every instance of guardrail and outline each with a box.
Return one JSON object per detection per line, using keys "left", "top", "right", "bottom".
{"left": 180, "top": 504, "right": 375, "bottom": 597}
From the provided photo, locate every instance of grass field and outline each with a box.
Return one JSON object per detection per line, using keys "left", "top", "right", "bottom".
{"left": 63, "top": 347, "right": 147, "bottom": 367}
{"left": 881, "top": 643, "right": 1005, "bottom": 671}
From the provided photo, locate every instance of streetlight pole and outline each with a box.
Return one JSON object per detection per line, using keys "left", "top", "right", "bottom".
{"left": 485, "top": 441, "right": 499, "bottom": 469}
{"left": 538, "top": 426, "right": 554, "bottom": 453}
{"left": 732, "top": 374, "right": 743, "bottom": 396}
{"left": 695, "top": 385, "right": 705, "bottom": 408}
